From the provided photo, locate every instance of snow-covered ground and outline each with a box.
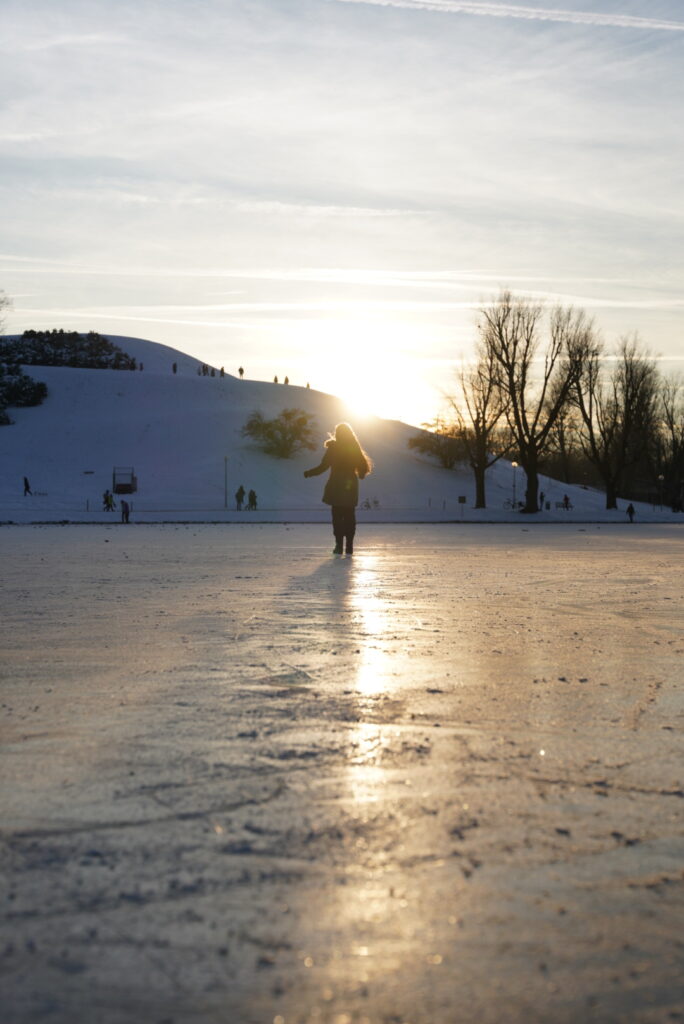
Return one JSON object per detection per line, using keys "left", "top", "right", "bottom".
{"left": 1, "top": 522, "right": 683, "bottom": 1023}
{"left": 1, "top": 335, "right": 680, "bottom": 525}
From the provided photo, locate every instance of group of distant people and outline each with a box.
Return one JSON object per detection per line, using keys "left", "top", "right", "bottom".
{"left": 172, "top": 364, "right": 312, "bottom": 389}
{"left": 234, "top": 485, "right": 258, "bottom": 511}
{"left": 102, "top": 489, "right": 130, "bottom": 522}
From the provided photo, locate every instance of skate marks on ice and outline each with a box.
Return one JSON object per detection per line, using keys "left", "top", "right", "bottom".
{"left": 1, "top": 523, "right": 683, "bottom": 1023}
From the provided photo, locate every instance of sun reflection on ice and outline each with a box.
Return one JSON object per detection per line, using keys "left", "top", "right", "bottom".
{"left": 347, "top": 552, "right": 391, "bottom": 698}
{"left": 343, "top": 549, "right": 403, "bottom": 805}
{"left": 334, "top": 548, "right": 438, "bottom": 988}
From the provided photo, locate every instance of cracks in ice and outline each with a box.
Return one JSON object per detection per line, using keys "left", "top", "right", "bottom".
{"left": 3, "top": 782, "right": 288, "bottom": 843}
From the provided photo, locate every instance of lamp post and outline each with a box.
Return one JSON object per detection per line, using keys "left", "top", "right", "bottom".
{"left": 511, "top": 461, "right": 518, "bottom": 507}
{"left": 224, "top": 456, "right": 228, "bottom": 509}
{"left": 658, "top": 474, "right": 664, "bottom": 510}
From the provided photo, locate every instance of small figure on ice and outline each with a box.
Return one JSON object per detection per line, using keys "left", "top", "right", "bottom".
{"left": 626, "top": 503, "right": 635, "bottom": 523}
{"left": 304, "top": 421, "right": 372, "bottom": 556}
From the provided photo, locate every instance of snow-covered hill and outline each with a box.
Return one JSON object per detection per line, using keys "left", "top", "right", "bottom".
{"left": 0, "top": 335, "right": 679, "bottom": 524}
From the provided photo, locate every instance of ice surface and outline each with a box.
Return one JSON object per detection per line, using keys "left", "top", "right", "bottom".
{"left": 1, "top": 522, "right": 683, "bottom": 1023}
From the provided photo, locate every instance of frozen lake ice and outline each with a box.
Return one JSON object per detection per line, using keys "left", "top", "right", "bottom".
{"left": 1, "top": 522, "right": 683, "bottom": 1023}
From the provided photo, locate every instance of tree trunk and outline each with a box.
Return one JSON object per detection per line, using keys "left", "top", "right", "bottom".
{"left": 605, "top": 480, "right": 618, "bottom": 509}
{"left": 473, "top": 464, "right": 486, "bottom": 508}
{"left": 522, "top": 462, "right": 540, "bottom": 513}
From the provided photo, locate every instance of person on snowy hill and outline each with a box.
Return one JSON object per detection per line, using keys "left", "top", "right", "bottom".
{"left": 235, "top": 485, "right": 245, "bottom": 511}
{"left": 303, "top": 422, "right": 372, "bottom": 556}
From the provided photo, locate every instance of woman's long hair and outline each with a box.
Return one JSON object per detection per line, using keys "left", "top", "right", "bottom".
{"left": 325, "top": 422, "right": 372, "bottom": 477}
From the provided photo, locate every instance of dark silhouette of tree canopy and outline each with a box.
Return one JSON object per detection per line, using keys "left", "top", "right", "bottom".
{"left": 480, "top": 291, "right": 594, "bottom": 512}
{"left": 0, "top": 295, "right": 49, "bottom": 424}
{"left": 657, "top": 375, "right": 684, "bottom": 510}
{"left": 241, "top": 408, "right": 318, "bottom": 459}
{"left": 573, "top": 336, "right": 660, "bottom": 509}
{"left": 1, "top": 329, "right": 136, "bottom": 370}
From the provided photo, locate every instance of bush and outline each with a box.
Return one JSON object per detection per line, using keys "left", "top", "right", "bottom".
{"left": 0, "top": 365, "right": 48, "bottom": 423}
{"left": 408, "top": 422, "right": 467, "bottom": 469}
{"left": 241, "top": 408, "right": 318, "bottom": 459}
{"left": 2, "top": 373, "right": 48, "bottom": 406}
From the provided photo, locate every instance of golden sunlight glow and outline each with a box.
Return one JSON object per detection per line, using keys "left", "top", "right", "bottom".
{"left": 300, "top": 318, "right": 436, "bottom": 425}
{"left": 346, "top": 553, "right": 390, "bottom": 697}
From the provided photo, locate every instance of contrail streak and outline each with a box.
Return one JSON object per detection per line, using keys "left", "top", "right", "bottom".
{"left": 332, "top": 0, "right": 684, "bottom": 32}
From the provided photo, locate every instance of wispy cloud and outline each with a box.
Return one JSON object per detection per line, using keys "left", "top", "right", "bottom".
{"left": 0, "top": 258, "right": 677, "bottom": 299}
{"left": 332, "top": 0, "right": 684, "bottom": 32}
{"left": 7, "top": 32, "right": 126, "bottom": 53}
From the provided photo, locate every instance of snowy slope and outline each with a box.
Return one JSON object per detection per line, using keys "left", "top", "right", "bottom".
{"left": 0, "top": 335, "right": 680, "bottom": 524}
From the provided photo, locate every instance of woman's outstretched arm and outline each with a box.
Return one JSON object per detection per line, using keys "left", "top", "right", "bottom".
{"left": 303, "top": 449, "right": 331, "bottom": 478}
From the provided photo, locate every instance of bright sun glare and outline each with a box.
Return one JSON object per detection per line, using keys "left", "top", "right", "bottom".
{"left": 305, "top": 319, "right": 433, "bottom": 426}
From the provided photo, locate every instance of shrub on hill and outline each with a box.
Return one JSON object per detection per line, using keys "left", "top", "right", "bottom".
{"left": 241, "top": 408, "right": 318, "bottom": 458}
{"left": 0, "top": 364, "right": 48, "bottom": 424}
{"left": 0, "top": 329, "right": 137, "bottom": 370}
{"left": 408, "top": 420, "right": 468, "bottom": 469}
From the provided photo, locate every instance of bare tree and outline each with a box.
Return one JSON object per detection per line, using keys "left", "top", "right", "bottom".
{"left": 573, "top": 336, "right": 659, "bottom": 509}
{"left": 655, "top": 374, "right": 683, "bottom": 510}
{"left": 445, "top": 340, "right": 511, "bottom": 508}
{"left": 0, "top": 290, "right": 11, "bottom": 334}
{"left": 479, "top": 291, "right": 593, "bottom": 512}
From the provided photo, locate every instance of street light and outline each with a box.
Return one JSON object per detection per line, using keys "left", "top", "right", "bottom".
{"left": 224, "top": 456, "right": 229, "bottom": 509}
{"left": 511, "top": 461, "right": 518, "bottom": 507}
{"left": 658, "top": 474, "right": 664, "bottom": 510}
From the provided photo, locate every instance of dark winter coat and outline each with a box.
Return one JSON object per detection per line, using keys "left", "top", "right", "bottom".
{"left": 304, "top": 441, "right": 369, "bottom": 507}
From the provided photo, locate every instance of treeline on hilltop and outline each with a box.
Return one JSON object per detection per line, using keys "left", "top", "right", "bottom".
{"left": 1, "top": 329, "right": 137, "bottom": 370}
{"left": 0, "top": 328, "right": 137, "bottom": 424}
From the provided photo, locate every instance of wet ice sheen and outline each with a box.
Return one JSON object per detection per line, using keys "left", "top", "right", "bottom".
{"left": 1, "top": 522, "right": 683, "bottom": 1024}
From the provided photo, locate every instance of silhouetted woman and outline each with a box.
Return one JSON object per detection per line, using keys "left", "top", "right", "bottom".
{"left": 304, "top": 422, "right": 372, "bottom": 555}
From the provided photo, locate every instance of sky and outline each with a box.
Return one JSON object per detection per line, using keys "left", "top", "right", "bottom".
{"left": 1, "top": 0, "right": 682, "bottom": 426}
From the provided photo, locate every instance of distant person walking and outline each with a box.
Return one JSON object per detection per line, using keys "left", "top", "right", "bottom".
{"left": 23, "top": 476, "right": 32, "bottom": 496}
{"left": 247, "top": 489, "right": 257, "bottom": 511}
{"left": 304, "top": 421, "right": 372, "bottom": 556}
{"left": 103, "top": 489, "right": 115, "bottom": 512}
{"left": 235, "top": 485, "right": 245, "bottom": 511}
{"left": 626, "top": 503, "right": 635, "bottom": 523}
{"left": 121, "top": 499, "right": 130, "bottom": 524}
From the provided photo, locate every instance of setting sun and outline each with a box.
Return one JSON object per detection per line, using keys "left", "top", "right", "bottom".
{"left": 300, "top": 318, "right": 439, "bottom": 426}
